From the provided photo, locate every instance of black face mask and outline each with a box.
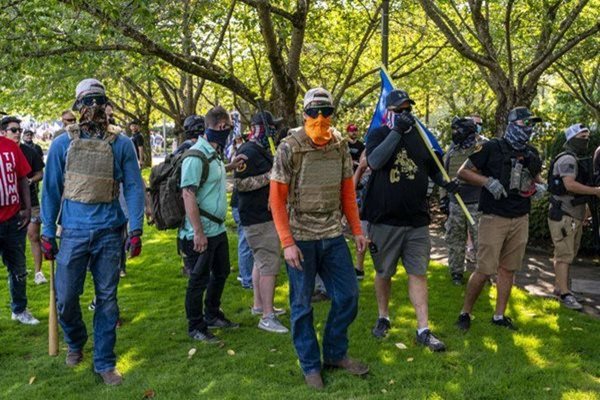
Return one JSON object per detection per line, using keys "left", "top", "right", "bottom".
{"left": 565, "top": 137, "right": 589, "bottom": 156}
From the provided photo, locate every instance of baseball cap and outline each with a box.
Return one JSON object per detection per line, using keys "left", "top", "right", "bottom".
{"left": 75, "top": 78, "right": 106, "bottom": 99}
{"left": 507, "top": 106, "right": 542, "bottom": 124}
{"left": 385, "top": 89, "right": 415, "bottom": 109}
{"left": 346, "top": 124, "right": 358, "bottom": 132}
{"left": 303, "top": 88, "right": 333, "bottom": 109}
{"left": 565, "top": 123, "right": 589, "bottom": 141}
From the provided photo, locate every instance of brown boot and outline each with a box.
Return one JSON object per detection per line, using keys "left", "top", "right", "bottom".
{"left": 304, "top": 372, "right": 324, "bottom": 389}
{"left": 324, "top": 357, "right": 369, "bottom": 376}
{"left": 65, "top": 350, "right": 83, "bottom": 367}
{"left": 98, "top": 369, "right": 123, "bottom": 386}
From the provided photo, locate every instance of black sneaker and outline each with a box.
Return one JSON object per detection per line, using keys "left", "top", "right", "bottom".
{"left": 206, "top": 314, "right": 240, "bottom": 330}
{"left": 371, "top": 317, "right": 391, "bottom": 338}
{"left": 491, "top": 316, "right": 518, "bottom": 331}
{"left": 355, "top": 268, "right": 365, "bottom": 281}
{"left": 451, "top": 273, "right": 463, "bottom": 286}
{"left": 416, "top": 329, "right": 446, "bottom": 352}
{"left": 189, "top": 329, "right": 220, "bottom": 343}
{"left": 456, "top": 313, "right": 471, "bottom": 331}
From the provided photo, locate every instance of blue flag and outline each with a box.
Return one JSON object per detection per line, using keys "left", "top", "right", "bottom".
{"left": 365, "top": 67, "right": 443, "bottom": 155}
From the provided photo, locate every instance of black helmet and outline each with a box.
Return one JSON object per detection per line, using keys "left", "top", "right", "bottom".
{"left": 385, "top": 89, "right": 415, "bottom": 109}
{"left": 251, "top": 111, "right": 280, "bottom": 127}
{"left": 451, "top": 117, "right": 477, "bottom": 144}
{"left": 183, "top": 115, "right": 205, "bottom": 136}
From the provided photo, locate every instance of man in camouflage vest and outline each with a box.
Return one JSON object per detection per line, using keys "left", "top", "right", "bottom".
{"left": 41, "top": 78, "right": 145, "bottom": 385}
{"left": 442, "top": 117, "right": 486, "bottom": 285}
{"left": 270, "top": 87, "right": 369, "bottom": 389}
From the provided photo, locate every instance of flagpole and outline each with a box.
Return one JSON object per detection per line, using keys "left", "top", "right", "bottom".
{"left": 382, "top": 0, "right": 389, "bottom": 68}
{"left": 414, "top": 121, "right": 476, "bottom": 226}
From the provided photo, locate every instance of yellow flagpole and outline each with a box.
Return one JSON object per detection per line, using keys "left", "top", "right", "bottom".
{"left": 381, "top": 66, "right": 475, "bottom": 226}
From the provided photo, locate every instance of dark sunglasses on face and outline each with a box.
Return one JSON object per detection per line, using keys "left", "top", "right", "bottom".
{"left": 305, "top": 106, "right": 334, "bottom": 119}
{"left": 389, "top": 107, "right": 412, "bottom": 114}
{"left": 80, "top": 95, "right": 109, "bottom": 108}
{"left": 6, "top": 127, "right": 22, "bottom": 133}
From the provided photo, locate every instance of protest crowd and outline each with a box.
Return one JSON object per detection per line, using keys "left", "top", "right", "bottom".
{"left": 1, "top": 77, "right": 599, "bottom": 390}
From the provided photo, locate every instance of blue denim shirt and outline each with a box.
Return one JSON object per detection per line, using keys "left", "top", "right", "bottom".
{"left": 41, "top": 130, "right": 145, "bottom": 237}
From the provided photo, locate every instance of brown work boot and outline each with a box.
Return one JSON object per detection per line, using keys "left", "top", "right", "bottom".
{"left": 304, "top": 372, "right": 324, "bottom": 390}
{"left": 65, "top": 349, "right": 83, "bottom": 367}
{"left": 325, "top": 357, "right": 369, "bottom": 376}
{"left": 98, "top": 369, "right": 123, "bottom": 386}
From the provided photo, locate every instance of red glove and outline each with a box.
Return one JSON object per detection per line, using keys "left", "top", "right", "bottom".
{"left": 41, "top": 236, "right": 59, "bottom": 261}
{"left": 125, "top": 231, "right": 142, "bottom": 258}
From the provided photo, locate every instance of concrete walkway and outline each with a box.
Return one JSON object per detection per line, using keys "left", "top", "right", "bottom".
{"left": 429, "top": 227, "right": 600, "bottom": 319}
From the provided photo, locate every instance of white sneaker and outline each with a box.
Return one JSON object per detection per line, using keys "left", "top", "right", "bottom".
{"left": 12, "top": 310, "right": 40, "bottom": 325}
{"left": 258, "top": 314, "right": 288, "bottom": 334}
{"left": 34, "top": 271, "right": 48, "bottom": 285}
{"left": 251, "top": 307, "right": 286, "bottom": 316}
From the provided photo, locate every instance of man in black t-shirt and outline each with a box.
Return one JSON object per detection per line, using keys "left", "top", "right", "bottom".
{"left": 456, "top": 107, "right": 544, "bottom": 332}
{"left": 346, "top": 124, "right": 364, "bottom": 170}
{"left": 4, "top": 123, "right": 46, "bottom": 284}
{"left": 129, "top": 120, "right": 144, "bottom": 167}
{"left": 234, "top": 111, "right": 288, "bottom": 334}
{"left": 363, "top": 90, "right": 457, "bottom": 351}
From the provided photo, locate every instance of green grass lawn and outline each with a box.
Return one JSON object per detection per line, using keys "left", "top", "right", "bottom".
{"left": 1, "top": 214, "right": 600, "bottom": 399}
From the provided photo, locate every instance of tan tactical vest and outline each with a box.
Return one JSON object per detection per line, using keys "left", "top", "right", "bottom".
{"left": 445, "top": 137, "right": 487, "bottom": 178}
{"left": 286, "top": 128, "right": 346, "bottom": 213}
{"left": 63, "top": 124, "right": 119, "bottom": 204}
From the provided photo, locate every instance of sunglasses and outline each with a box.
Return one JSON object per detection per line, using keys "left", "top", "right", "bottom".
{"left": 389, "top": 107, "right": 412, "bottom": 114}
{"left": 6, "top": 127, "right": 22, "bottom": 134}
{"left": 80, "top": 95, "right": 109, "bottom": 108}
{"left": 305, "top": 106, "right": 334, "bottom": 119}
{"left": 63, "top": 118, "right": 76, "bottom": 123}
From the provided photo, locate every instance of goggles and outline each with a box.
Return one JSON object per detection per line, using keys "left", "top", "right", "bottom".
{"left": 305, "top": 106, "right": 334, "bottom": 119}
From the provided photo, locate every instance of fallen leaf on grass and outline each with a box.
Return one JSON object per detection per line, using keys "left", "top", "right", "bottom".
{"left": 395, "top": 342, "right": 407, "bottom": 350}
{"left": 29, "top": 376, "right": 35, "bottom": 385}
{"left": 268, "top": 364, "right": 275, "bottom": 368}
{"left": 227, "top": 349, "right": 235, "bottom": 356}
{"left": 270, "top": 348, "right": 277, "bottom": 352}
{"left": 572, "top": 327, "right": 583, "bottom": 331}
{"left": 188, "top": 348, "right": 197, "bottom": 359}
{"left": 406, "top": 357, "right": 414, "bottom": 362}
{"left": 143, "top": 389, "right": 156, "bottom": 399}
{"left": 543, "top": 387, "right": 551, "bottom": 391}
{"left": 388, "top": 379, "right": 395, "bottom": 385}
{"left": 381, "top": 388, "right": 388, "bottom": 394}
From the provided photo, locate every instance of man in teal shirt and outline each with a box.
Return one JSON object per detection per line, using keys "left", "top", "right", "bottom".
{"left": 180, "top": 106, "right": 245, "bottom": 343}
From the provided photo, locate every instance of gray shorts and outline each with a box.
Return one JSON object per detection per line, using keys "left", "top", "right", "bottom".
{"left": 244, "top": 220, "right": 282, "bottom": 276}
{"left": 368, "top": 224, "right": 430, "bottom": 278}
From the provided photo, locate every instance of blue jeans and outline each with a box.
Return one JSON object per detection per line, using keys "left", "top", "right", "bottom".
{"left": 55, "top": 227, "right": 122, "bottom": 373}
{"left": 287, "top": 235, "right": 359, "bottom": 375}
{"left": 0, "top": 215, "right": 28, "bottom": 314}
{"left": 232, "top": 207, "right": 253, "bottom": 286}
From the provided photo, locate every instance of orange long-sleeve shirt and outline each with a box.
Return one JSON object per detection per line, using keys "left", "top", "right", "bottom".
{"left": 269, "top": 177, "right": 362, "bottom": 248}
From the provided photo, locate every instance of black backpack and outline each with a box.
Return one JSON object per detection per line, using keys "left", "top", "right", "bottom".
{"left": 148, "top": 149, "right": 223, "bottom": 230}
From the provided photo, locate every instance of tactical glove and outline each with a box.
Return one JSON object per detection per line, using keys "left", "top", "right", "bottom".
{"left": 41, "top": 236, "right": 59, "bottom": 261}
{"left": 125, "top": 230, "right": 143, "bottom": 258}
{"left": 391, "top": 112, "right": 415, "bottom": 134}
{"left": 484, "top": 178, "right": 508, "bottom": 200}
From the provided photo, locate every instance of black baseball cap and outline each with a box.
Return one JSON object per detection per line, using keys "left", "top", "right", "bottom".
{"left": 507, "top": 107, "right": 542, "bottom": 124}
{"left": 251, "top": 111, "right": 281, "bottom": 126}
{"left": 385, "top": 89, "right": 415, "bottom": 109}
{"left": 183, "top": 115, "right": 205, "bottom": 133}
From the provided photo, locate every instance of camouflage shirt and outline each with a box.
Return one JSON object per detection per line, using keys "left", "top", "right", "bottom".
{"left": 271, "top": 127, "right": 354, "bottom": 241}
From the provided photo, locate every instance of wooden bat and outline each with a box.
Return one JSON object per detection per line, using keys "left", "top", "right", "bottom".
{"left": 49, "top": 260, "right": 58, "bottom": 356}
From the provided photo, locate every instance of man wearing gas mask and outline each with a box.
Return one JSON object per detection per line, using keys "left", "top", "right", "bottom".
{"left": 363, "top": 89, "right": 457, "bottom": 351}
{"left": 548, "top": 124, "right": 599, "bottom": 310}
{"left": 442, "top": 117, "right": 487, "bottom": 286}
{"left": 270, "top": 88, "right": 369, "bottom": 389}
{"left": 456, "top": 106, "right": 544, "bottom": 332}
{"left": 41, "top": 78, "right": 145, "bottom": 385}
